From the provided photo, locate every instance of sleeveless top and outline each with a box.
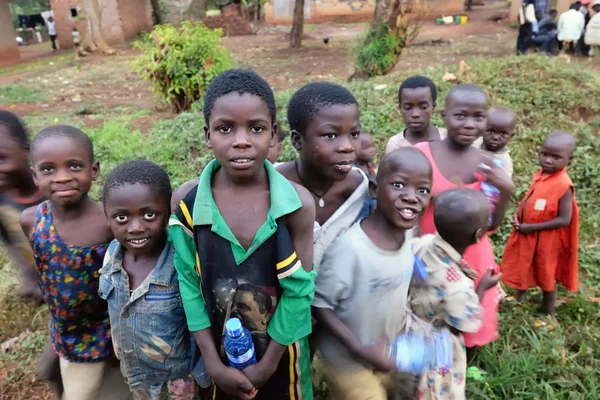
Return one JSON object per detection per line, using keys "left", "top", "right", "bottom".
{"left": 31, "top": 201, "right": 112, "bottom": 362}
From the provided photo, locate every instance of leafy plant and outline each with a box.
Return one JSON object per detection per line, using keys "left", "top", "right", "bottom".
{"left": 131, "top": 21, "right": 234, "bottom": 112}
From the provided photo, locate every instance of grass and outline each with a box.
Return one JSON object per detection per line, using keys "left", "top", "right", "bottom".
{"left": 1, "top": 54, "right": 600, "bottom": 399}
{"left": 0, "top": 86, "right": 48, "bottom": 104}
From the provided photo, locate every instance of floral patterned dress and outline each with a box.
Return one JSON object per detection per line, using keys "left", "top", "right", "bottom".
{"left": 31, "top": 201, "right": 111, "bottom": 362}
{"left": 408, "top": 234, "right": 483, "bottom": 400}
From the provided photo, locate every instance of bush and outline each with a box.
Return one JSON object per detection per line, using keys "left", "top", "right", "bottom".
{"left": 132, "top": 21, "right": 234, "bottom": 112}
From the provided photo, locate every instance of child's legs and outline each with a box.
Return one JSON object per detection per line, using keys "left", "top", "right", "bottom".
{"left": 59, "top": 358, "right": 105, "bottom": 400}
{"left": 38, "top": 337, "right": 63, "bottom": 396}
{"left": 541, "top": 289, "right": 557, "bottom": 316}
{"left": 324, "top": 362, "right": 390, "bottom": 400}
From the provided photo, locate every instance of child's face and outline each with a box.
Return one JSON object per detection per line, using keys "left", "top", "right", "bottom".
{"left": 267, "top": 140, "right": 282, "bottom": 164}
{"left": 443, "top": 92, "right": 488, "bottom": 147}
{"left": 205, "top": 92, "right": 274, "bottom": 179}
{"left": 376, "top": 157, "right": 432, "bottom": 230}
{"left": 483, "top": 112, "right": 515, "bottom": 152}
{"left": 293, "top": 104, "right": 361, "bottom": 181}
{"left": 31, "top": 136, "right": 99, "bottom": 207}
{"left": 0, "top": 128, "right": 29, "bottom": 191}
{"left": 400, "top": 87, "right": 434, "bottom": 134}
{"left": 357, "top": 136, "right": 376, "bottom": 163}
{"left": 539, "top": 141, "right": 571, "bottom": 174}
{"left": 105, "top": 183, "right": 169, "bottom": 257}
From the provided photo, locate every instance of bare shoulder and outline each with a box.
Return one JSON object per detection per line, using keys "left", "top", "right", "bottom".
{"left": 275, "top": 161, "right": 296, "bottom": 181}
{"left": 344, "top": 169, "right": 364, "bottom": 194}
{"left": 289, "top": 180, "right": 315, "bottom": 214}
{"left": 19, "top": 205, "right": 38, "bottom": 238}
{"left": 171, "top": 178, "right": 199, "bottom": 212}
{"left": 90, "top": 200, "right": 114, "bottom": 243}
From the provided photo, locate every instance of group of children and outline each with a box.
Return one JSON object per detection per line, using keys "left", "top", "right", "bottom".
{"left": 0, "top": 68, "right": 579, "bottom": 400}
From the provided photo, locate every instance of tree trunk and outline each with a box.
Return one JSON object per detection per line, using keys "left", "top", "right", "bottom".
{"left": 466, "top": 0, "right": 473, "bottom": 11}
{"left": 290, "top": 0, "right": 304, "bottom": 48}
{"left": 187, "top": 0, "right": 207, "bottom": 20}
{"left": 150, "top": 0, "right": 164, "bottom": 24}
{"left": 80, "top": 0, "right": 115, "bottom": 55}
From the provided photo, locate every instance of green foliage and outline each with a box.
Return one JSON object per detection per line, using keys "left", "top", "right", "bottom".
{"left": 0, "top": 86, "right": 48, "bottom": 104}
{"left": 353, "top": 23, "right": 405, "bottom": 78}
{"left": 131, "top": 21, "right": 234, "bottom": 113}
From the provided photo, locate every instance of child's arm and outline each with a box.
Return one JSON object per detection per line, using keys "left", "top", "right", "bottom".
{"left": 312, "top": 307, "right": 395, "bottom": 372}
{"left": 518, "top": 189, "right": 573, "bottom": 234}
{"left": 19, "top": 206, "right": 37, "bottom": 240}
{"left": 479, "top": 156, "right": 515, "bottom": 230}
{"left": 169, "top": 215, "right": 256, "bottom": 399}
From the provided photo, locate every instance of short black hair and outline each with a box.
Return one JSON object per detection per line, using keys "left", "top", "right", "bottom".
{"left": 32, "top": 125, "right": 94, "bottom": 161}
{"left": 0, "top": 110, "right": 29, "bottom": 147}
{"left": 287, "top": 82, "right": 358, "bottom": 134}
{"left": 398, "top": 75, "right": 438, "bottom": 105}
{"left": 203, "top": 69, "right": 276, "bottom": 124}
{"left": 102, "top": 160, "right": 172, "bottom": 209}
{"left": 549, "top": 8, "right": 558, "bottom": 14}
{"left": 445, "top": 84, "right": 489, "bottom": 107}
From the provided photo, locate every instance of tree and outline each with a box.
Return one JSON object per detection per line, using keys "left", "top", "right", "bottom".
{"left": 289, "top": 0, "right": 304, "bottom": 48}
{"left": 186, "top": 0, "right": 207, "bottom": 19}
{"left": 150, "top": 0, "right": 164, "bottom": 24}
{"left": 79, "top": 0, "right": 115, "bottom": 55}
{"left": 350, "top": 0, "right": 425, "bottom": 80}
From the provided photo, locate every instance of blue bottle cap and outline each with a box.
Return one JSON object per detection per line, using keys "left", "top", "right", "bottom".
{"left": 226, "top": 318, "right": 243, "bottom": 337}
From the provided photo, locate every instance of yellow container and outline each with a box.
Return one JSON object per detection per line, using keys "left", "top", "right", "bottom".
{"left": 460, "top": 15, "right": 468, "bottom": 24}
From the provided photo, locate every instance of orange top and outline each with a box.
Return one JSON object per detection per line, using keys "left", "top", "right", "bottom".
{"left": 501, "top": 168, "right": 579, "bottom": 292}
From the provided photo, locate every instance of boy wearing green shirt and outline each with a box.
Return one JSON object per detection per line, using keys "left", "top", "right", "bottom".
{"left": 169, "top": 69, "right": 316, "bottom": 400}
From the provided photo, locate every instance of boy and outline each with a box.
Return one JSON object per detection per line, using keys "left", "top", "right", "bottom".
{"left": 267, "top": 121, "right": 287, "bottom": 165}
{"left": 473, "top": 105, "right": 516, "bottom": 178}
{"left": 502, "top": 131, "right": 579, "bottom": 316}
{"left": 276, "top": 82, "right": 369, "bottom": 271}
{"left": 313, "top": 147, "right": 433, "bottom": 400}
{"left": 355, "top": 132, "right": 377, "bottom": 177}
{"left": 385, "top": 75, "right": 447, "bottom": 154}
{"left": 169, "top": 69, "right": 316, "bottom": 400}
{"left": 410, "top": 188, "right": 502, "bottom": 400}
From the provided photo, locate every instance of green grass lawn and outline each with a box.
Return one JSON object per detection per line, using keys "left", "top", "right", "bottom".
{"left": 1, "top": 55, "right": 599, "bottom": 399}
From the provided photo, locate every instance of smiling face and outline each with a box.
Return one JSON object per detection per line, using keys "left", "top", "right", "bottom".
{"left": 293, "top": 104, "right": 361, "bottom": 181}
{"left": 205, "top": 92, "right": 275, "bottom": 179}
{"left": 31, "top": 136, "right": 98, "bottom": 207}
{"left": 376, "top": 151, "right": 432, "bottom": 230}
{"left": 399, "top": 87, "right": 435, "bottom": 134}
{"left": 0, "top": 127, "right": 30, "bottom": 192}
{"left": 105, "top": 183, "right": 169, "bottom": 257}
{"left": 483, "top": 108, "right": 516, "bottom": 152}
{"left": 443, "top": 90, "right": 489, "bottom": 147}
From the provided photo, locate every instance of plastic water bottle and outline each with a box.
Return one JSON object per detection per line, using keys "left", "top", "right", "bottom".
{"left": 224, "top": 318, "right": 256, "bottom": 370}
{"left": 389, "top": 329, "right": 453, "bottom": 375}
{"left": 480, "top": 158, "right": 504, "bottom": 227}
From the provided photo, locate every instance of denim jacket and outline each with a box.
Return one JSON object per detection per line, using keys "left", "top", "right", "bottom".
{"left": 98, "top": 239, "right": 209, "bottom": 390}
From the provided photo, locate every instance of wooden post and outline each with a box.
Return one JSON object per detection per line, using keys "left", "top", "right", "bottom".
{"left": 0, "top": 0, "right": 20, "bottom": 65}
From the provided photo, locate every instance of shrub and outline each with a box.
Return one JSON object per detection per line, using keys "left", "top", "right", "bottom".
{"left": 132, "top": 21, "right": 234, "bottom": 112}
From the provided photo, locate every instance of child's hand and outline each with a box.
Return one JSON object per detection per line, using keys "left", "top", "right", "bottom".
{"left": 478, "top": 156, "right": 515, "bottom": 194}
{"left": 478, "top": 268, "right": 503, "bottom": 292}
{"left": 361, "top": 339, "right": 395, "bottom": 373}
{"left": 243, "top": 361, "right": 277, "bottom": 390}
{"left": 510, "top": 214, "right": 520, "bottom": 229}
{"left": 517, "top": 223, "right": 535, "bottom": 234}
{"left": 212, "top": 365, "right": 257, "bottom": 400}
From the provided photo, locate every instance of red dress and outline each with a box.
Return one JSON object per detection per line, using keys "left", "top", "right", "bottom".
{"left": 415, "top": 142, "right": 499, "bottom": 347}
{"left": 501, "top": 168, "right": 579, "bottom": 292}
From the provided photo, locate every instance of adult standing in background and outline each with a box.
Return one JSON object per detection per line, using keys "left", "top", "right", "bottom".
{"left": 47, "top": 16, "right": 57, "bottom": 51}
{"left": 535, "top": 0, "right": 551, "bottom": 16}
{"left": 558, "top": 3, "right": 586, "bottom": 54}
{"left": 517, "top": 0, "right": 538, "bottom": 55}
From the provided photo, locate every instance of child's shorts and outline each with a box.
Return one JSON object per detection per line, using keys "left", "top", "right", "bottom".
{"left": 59, "top": 357, "right": 130, "bottom": 400}
{"left": 323, "top": 362, "right": 395, "bottom": 400}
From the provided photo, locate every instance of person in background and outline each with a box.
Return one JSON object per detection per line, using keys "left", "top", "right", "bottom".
{"left": 47, "top": 16, "right": 57, "bottom": 51}
{"left": 267, "top": 121, "right": 287, "bottom": 165}
{"left": 532, "top": 9, "right": 559, "bottom": 53}
{"left": 472, "top": 106, "right": 517, "bottom": 178}
{"left": 355, "top": 132, "right": 377, "bottom": 178}
{"left": 517, "top": 0, "right": 538, "bottom": 55}
{"left": 558, "top": 3, "right": 586, "bottom": 54}
{"left": 534, "top": 0, "right": 551, "bottom": 17}
{"left": 584, "top": 0, "right": 600, "bottom": 55}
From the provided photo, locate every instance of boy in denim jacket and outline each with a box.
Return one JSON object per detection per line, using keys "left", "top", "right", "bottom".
{"left": 99, "top": 160, "right": 209, "bottom": 399}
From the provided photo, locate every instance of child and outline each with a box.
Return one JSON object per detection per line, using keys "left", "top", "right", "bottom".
{"left": 100, "top": 160, "right": 210, "bottom": 399}
{"left": 409, "top": 188, "right": 502, "bottom": 400}
{"left": 313, "top": 147, "right": 432, "bottom": 400}
{"left": 473, "top": 105, "right": 516, "bottom": 178}
{"left": 355, "top": 132, "right": 377, "bottom": 177}
{"left": 385, "top": 76, "right": 447, "bottom": 154}
{"left": 267, "top": 121, "right": 287, "bottom": 165}
{"left": 501, "top": 131, "right": 579, "bottom": 316}
{"left": 20, "top": 125, "right": 128, "bottom": 400}
{"left": 169, "top": 69, "right": 316, "bottom": 400}
{"left": 276, "top": 82, "right": 369, "bottom": 270}
{"left": 0, "top": 110, "right": 44, "bottom": 300}
{"left": 414, "top": 84, "right": 515, "bottom": 351}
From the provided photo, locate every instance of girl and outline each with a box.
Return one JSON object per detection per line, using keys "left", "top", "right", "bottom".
{"left": 414, "top": 84, "right": 514, "bottom": 351}
{"left": 100, "top": 160, "right": 209, "bottom": 399}
{"left": 20, "top": 125, "right": 128, "bottom": 400}
{"left": 0, "top": 110, "right": 44, "bottom": 300}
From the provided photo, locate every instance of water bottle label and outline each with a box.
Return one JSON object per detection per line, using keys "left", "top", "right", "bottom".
{"left": 227, "top": 348, "right": 255, "bottom": 365}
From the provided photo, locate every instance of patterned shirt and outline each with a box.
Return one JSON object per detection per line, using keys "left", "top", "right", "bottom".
{"left": 31, "top": 201, "right": 111, "bottom": 362}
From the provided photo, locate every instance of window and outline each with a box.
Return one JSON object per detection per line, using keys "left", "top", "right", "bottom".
{"left": 70, "top": 8, "right": 78, "bottom": 17}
